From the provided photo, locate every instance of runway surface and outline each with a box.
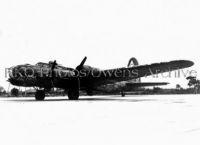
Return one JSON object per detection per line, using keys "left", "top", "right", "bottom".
{"left": 0, "top": 95, "right": 200, "bottom": 145}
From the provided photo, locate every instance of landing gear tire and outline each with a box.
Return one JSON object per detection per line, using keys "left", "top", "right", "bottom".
{"left": 35, "top": 90, "right": 45, "bottom": 100}
{"left": 68, "top": 89, "right": 79, "bottom": 100}
{"left": 68, "top": 79, "right": 80, "bottom": 100}
{"left": 121, "top": 91, "right": 125, "bottom": 97}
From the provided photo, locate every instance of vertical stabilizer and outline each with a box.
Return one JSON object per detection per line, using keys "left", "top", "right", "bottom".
{"left": 127, "top": 57, "right": 141, "bottom": 83}
{"left": 127, "top": 57, "right": 139, "bottom": 67}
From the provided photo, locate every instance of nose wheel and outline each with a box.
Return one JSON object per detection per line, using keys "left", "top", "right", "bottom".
{"left": 35, "top": 90, "right": 45, "bottom": 100}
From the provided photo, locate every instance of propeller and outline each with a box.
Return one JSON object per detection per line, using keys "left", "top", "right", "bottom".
{"left": 47, "top": 57, "right": 87, "bottom": 94}
{"left": 76, "top": 56, "right": 87, "bottom": 71}
{"left": 49, "top": 60, "right": 58, "bottom": 78}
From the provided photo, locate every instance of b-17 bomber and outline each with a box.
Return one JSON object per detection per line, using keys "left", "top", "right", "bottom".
{"left": 8, "top": 57, "right": 194, "bottom": 100}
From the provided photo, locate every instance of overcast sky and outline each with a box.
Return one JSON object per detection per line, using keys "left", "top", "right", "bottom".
{"left": 0, "top": 0, "right": 199, "bottom": 89}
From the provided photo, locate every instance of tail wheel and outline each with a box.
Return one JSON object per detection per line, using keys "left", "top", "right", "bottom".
{"left": 86, "top": 89, "right": 93, "bottom": 96}
{"left": 35, "top": 90, "right": 45, "bottom": 100}
{"left": 68, "top": 78, "right": 80, "bottom": 100}
{"left": 121, "top": 91, "right": 125, "bottom": 97}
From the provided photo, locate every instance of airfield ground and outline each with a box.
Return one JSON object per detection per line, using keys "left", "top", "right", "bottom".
{"left": 0, "top": 95, "right": 199, "bottom": 145}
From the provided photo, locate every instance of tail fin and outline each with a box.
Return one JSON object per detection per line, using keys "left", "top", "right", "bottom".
{"left": 127, "top": 57, "right": 141, "bottom": 83}
{"left": 127, "top": 57, "right": 139, "bottom": 68}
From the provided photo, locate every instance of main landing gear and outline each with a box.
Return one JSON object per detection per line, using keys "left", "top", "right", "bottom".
{"left": 34, "top": 78, "right": 80, "bottom": 100}
{"left": 34, "top": 88, "right": 80, "bottom": 101}
{"left": 67, "top": 79, "right": 80, "bottom": 100}
{"left": 35, "top": 90, "right": 45, "bottom": 101}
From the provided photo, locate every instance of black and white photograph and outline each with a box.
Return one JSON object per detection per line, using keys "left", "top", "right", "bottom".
{"left": 0, "top": 0, "right": 199, "bottom": 145}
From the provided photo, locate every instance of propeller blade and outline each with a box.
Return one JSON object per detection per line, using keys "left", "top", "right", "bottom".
{"left": 51, "top": 60, "right": 57, "bottom": 70}
{"left": 76, "top": 56, "right": 87, "bottom": 70}
{"left": 49, "top": 60, "right": 58, "bottom": 78}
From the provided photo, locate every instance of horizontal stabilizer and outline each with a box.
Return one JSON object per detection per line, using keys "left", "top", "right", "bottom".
{"left": 126, "top": 82, "right": 169, "bottom": 87}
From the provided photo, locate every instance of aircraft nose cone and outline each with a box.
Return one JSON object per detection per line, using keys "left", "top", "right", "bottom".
{"left": 7, "top": 66, "right": 17, "bottom": 84}
{"left": 8, "top": 66, "right": 16, "bottom": 78}
{"left": 8, "top": 65, "right": 22, "bottom": 78}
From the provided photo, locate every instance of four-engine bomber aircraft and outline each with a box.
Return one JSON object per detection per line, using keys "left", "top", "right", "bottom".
{"left": 8, "top": 57, "right": 194, "bottom": 100}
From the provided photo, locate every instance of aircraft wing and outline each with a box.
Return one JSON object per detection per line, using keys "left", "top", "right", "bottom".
{"left": 103, "top": 60, "right": 193, "bottom": 79}
{"left": 89, "top": 60, "right": 194, "bottom": 87}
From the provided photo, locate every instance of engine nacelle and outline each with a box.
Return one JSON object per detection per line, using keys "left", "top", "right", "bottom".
{"left": 80, "top": 65, "right": 100, "bottom": 77}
